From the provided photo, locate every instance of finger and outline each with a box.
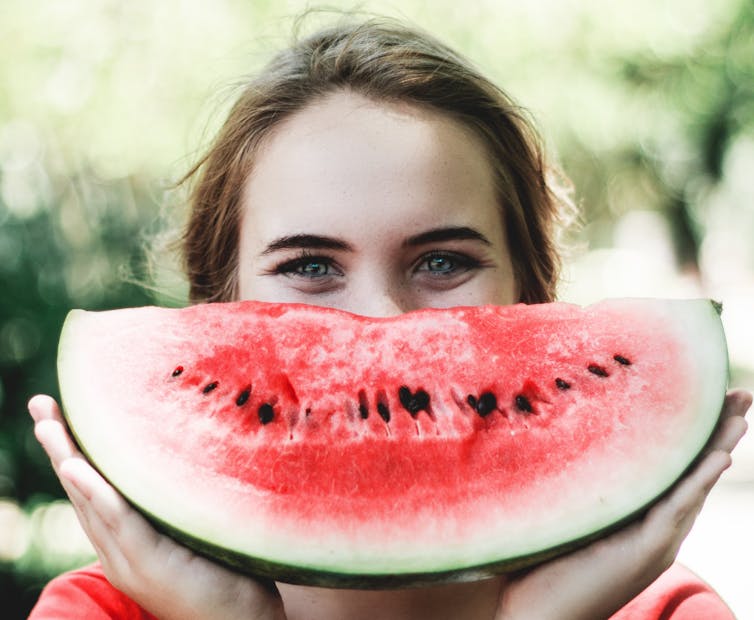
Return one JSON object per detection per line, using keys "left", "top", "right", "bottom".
{"left": 642, "top": 449, "right": 731, "bottom": 561}
{"left": 667, "top": 450, "right": 730, "bottom": 521}
{"left": 33, "top": 418, "right": 86, "bottom": 476}
{"left": 29, "top": 396, "right": 131, "bottom": 564}
{"left": 706, "top": 414, "right": 748, "bottom": 454}
{"left": 28, "top": 394, "right": 65, "bottom": 424}
{"left": 61, "top": 458, "right": 161, "bottom": 561}
{"left": 30, "top": 396, "right": 159, "bottom": 592}
{"left": 61, "top": 458, "right": 138, "bottom": 536}
{"left": 702, "top": 390, "right": 750, "bottom": 455}
{"left": 35, "top": 437, "right": 121, "bottom": 565}
{"left": 61, "top": 468, "right": 134, "bottom": 585}
{"left": 63, "top": 478, "right": 111, "bottom": 556}
{"left": 721, "top": 389, "right": 752, "bottom": 419}
{"left": 31, "top": 399, "right": 149, "bottom": 550}
{"left": 30, "top": 397, "right": 155, "bottom": 544}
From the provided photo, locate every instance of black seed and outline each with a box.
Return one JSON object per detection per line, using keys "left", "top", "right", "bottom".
{"left": 414, "top": 390, "right": 430, "bottom": 410}
{"left": 555, "top": 378, "right": 571, "bottom": 390}
{"left": 476, "top": 392, "right": 497, "bottom": 417}
{"left": 398, "top": 386, "right": 412, "bottom": 409}
{"left": 171, "top": 366, "right": 184, "bottom": 377}
{"left": 467, "top": 395, "right": 478, "bottom": 409}
{"left": 202, "top": 382, "right": 218, "bottom": 394}
{"left": 258, "top": 403, "right": 274, "bottom": 425}
{"left": 235, "top": 387, "right": 250, "bottom": 407}
{"left": 398, "top": 386, "right": 430, "bottom": 416}
{"left": 515, "top": 394, "right": 533, "bottom": 413}
{"left": 613, "top": 355, "right": 632, "bottom": 366}
{"left": 358, "top": 389, "right": 369, "bottom": 419}
{"left": 377, "top": 402, "right": 390, "bottom": 423}
{"left": 587, "top": 364, "right": 609, "bottom": 377}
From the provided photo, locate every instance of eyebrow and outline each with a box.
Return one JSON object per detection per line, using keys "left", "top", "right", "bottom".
{"left": 403, "top": 226, "right": 492, "bottom": 248}
{"left": 260, "top": 234, "right": 353, "bottom": 255}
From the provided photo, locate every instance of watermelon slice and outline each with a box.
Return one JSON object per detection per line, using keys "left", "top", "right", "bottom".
{"left": 57, "top": 298, "right": 728, "bottom": 587}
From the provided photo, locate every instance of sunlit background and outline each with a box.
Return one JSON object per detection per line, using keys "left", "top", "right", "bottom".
{"left": 1, "top": 1, "right": 752, "bottom": 616}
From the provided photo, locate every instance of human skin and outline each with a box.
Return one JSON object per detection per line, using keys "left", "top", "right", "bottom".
{"left": 237, "top": 90, "right": 517, "bottom": 314}
{"left": 29, "top": 91, "right": 750, "bottom": 620}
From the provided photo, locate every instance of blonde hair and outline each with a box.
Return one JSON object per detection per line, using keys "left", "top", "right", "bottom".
{"left": 179, "top": 17, "right": 575, "bottom": 304}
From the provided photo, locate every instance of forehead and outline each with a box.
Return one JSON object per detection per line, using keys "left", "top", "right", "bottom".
{"left": 240, "top": 90, "right": 503, "bottom": 244}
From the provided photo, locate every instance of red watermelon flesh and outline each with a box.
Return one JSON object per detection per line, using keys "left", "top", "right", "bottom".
{"left": 57, "top": 298, "right": 728, "bottom": 586}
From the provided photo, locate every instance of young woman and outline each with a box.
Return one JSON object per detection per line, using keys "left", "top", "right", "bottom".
{"left": 28, "top": 17, "right": 750, "bottom": 620}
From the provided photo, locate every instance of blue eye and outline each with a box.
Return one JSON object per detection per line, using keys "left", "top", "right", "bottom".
{"left": 425, "top": 255, "right": 454, "bottom": 273}
{"left": 274, "top": 254, "right": 340, "bottom": 279}
{"left": 418, "top": 252, "right": 478, "bottom": 276}
{"left": 298, "top": 260, "right": 329, "bottom": 276}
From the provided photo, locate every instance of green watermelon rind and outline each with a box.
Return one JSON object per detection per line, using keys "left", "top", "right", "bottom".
{"left": 57, "top": 298, "right": 729, "bottom": 588}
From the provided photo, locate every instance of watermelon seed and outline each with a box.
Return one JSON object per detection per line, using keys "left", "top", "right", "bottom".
{"left": 358, "top": 389, "right": 369, "bottom": 419}
{"left": 376, "top": 391, "right": 390, "bottom": 423}
{"left": 203, "top": 382, "right": 218, "bottom": 394}
{"left": 477, "top": 392, "right": 497, "bottom": 416}
{"left": 587, "top": 364, "right": 609, "bottom": 377}
{"left": 235, "top": 387, "right": 251, "bottom": 407}
{"left": 555, "top": 378, "right": 571, "bottom": 390}
{"left": 258, "top": 403, "right": 274, "bottom": 425}
{"left": 171, "top": 366, "right": 184, "bottom": 377}
{"left": 398, "top": 386, "right": 430, "bottom": 416}
{"left": 468, "top": 392, "right": 496, "bottom": 416}
{"left": 377, "top": 402, "right": 390, "bottom": 423}
{"left": 515, "top": 394, "right": 533, "bottom": 413}
{"left": 613, "top": 355, "right": 632, "bottom": 366}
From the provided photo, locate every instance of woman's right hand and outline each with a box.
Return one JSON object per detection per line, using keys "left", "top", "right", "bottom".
{"left": 495, "top": 388, "right": 750, "bottom": 620}
{"left": 28, "top": 394, "right": 287, "bottom": 620}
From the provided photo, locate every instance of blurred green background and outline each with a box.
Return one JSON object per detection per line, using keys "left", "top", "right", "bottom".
{"left": 1, "top": 0, "right": 753, "bottom": 616}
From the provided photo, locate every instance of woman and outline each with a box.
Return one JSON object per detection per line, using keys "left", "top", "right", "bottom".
{"left": 28, "top": 17, "right": 750, "bottom": 619}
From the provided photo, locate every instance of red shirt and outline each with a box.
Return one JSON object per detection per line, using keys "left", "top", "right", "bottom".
{"left": 28, "top": 562, "right": 735, "bottom": 619}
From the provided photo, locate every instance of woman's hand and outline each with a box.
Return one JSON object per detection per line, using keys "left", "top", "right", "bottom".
{"left": 28, "top": 394, "right": 287, "bottom": 620}
{"left": 495, "top": 388, "right": 751, "bottom": 620}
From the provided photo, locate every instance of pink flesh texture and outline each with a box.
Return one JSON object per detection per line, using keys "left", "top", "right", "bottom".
{"left": 60, "top": 300, "right": 718, "bottom": 564}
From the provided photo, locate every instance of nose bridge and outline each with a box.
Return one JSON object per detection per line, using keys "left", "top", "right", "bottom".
{"left": 352, "top": 269, "right": 410, "bottom": 318}
{"left": 357, "top": 286, "right": 407, "bottom": 318}
{"left": 379, "top": 292, "right": 408, "bottom": 317}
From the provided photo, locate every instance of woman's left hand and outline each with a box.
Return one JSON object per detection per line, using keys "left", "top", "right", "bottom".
{"left": 495, "top": 388, "right": 751, "bottom": 620}
{"left": 29, "top": 394, "right": 287, "bottom": 620}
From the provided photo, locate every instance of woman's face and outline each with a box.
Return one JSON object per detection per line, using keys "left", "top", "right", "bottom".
{"left": 238, "top": 90, "right": 518, "bottom": 316}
